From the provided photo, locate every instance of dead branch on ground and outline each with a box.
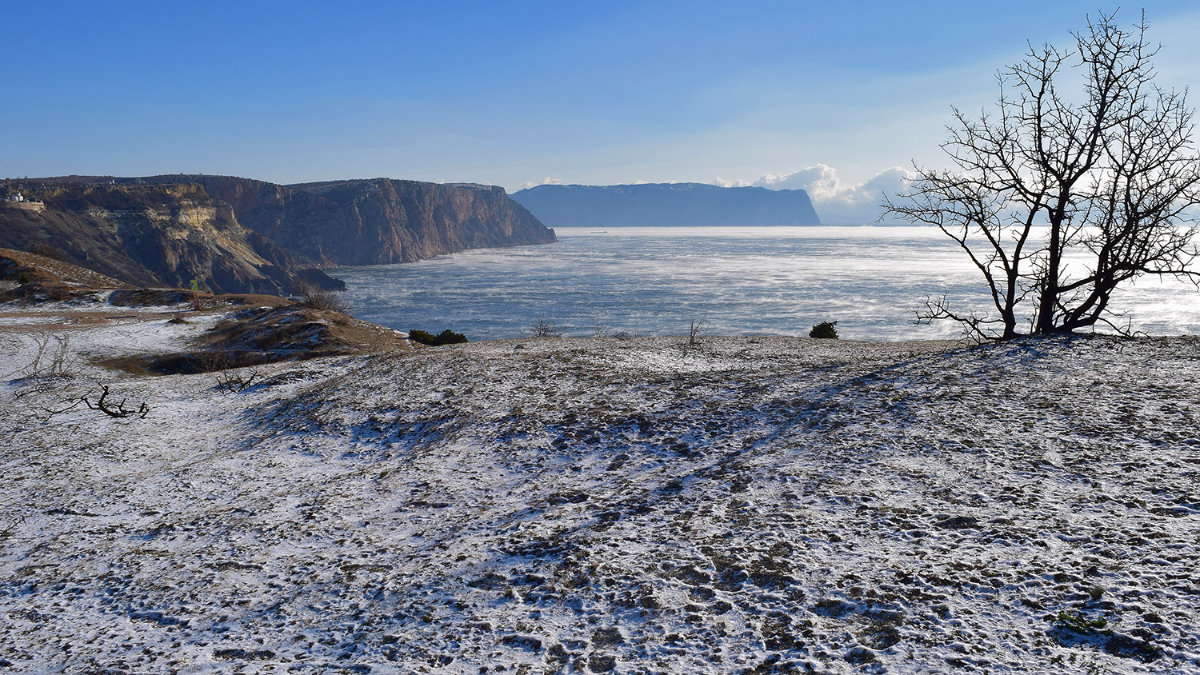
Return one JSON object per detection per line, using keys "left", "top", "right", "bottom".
{"left": 81, "top": 385, "right": 150, "bottom": 418}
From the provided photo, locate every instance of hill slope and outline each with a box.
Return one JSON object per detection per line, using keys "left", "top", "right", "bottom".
{"left": 1, "top": 325, "right": 1195, "bottom": 672}
{"left": 0, "top": 246, "right": 132, "bottom": 290}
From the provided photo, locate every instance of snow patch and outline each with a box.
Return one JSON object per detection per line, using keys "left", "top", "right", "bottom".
{"left": 0, "top": 324, "right": 1197, "bottom": 672}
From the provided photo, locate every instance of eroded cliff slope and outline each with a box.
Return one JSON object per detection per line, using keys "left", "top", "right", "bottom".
{"left": 0, "top": 183, "right": 295, "bottom": 294}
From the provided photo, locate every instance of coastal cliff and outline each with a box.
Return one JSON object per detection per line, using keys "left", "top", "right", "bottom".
{"left": 511, "top": 182, "right": 820, "bottom": 228}
{"left": 165, "top": 175, "right": 556, "bottom": 266}
{"left": 0, "top": 175, "right": 557, "bottom": 293}
{"left": 0, "top": 183, "right": 295, "bottom": 294}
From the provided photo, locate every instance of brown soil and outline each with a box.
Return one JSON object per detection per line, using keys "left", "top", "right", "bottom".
{"left": 0, "top": 246, "right": 132, "bottom": 288}
{"left": 97, "top": 304, "right": 413, "bottom": 375}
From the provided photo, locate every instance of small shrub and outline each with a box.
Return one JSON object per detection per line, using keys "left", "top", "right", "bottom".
{"left": 1055, "top": 611, "right": 1108, "bottom": 633}
{"left": 591, "top": 316, "right": 612, "bottom": 338}
{"left": 531, "top": 316, "right": 565, "bottom": 338}
{"left": 409, "top": 328, "right": 468, "bottom": 346}
{"left": 292, "top": 278, "right": 351, "bottom": 314}
{"left": 809, "top": 321, "right": 839, "bottom": 339}
{"left": 409, "top": 329, "right": 436, "bottom": 344}
{"left": 434, "top": 329, "right": 468, "bottom": 345}
{"left": 19, "top": 333, "right": 76, "bottom": 378}
{"left": 0, "top": 514, "right": 24, "bottom": 541}
{"left": 215, "top": 368, "right": 260, "bottom": 393}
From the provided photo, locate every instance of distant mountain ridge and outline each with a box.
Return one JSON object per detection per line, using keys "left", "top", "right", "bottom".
{"left": 0, "top": 175, "right": 556, "bottom": 294}
{"left": 511, "top": 182, "right": 820, "bottom": 228}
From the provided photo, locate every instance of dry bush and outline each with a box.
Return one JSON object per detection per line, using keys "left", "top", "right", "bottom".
{"left": 19, "top": 333, "right": 76, "bottom": 379}
{"left": 686, "top": 318, "right": 709, "bottom": 347}
{"left": 195, "top": 349, "right": 235, "bottom": 373}
{"left": 530, "top": 316, "right": 565, "bottom": 338}
{"left": 293, "top": 278, "right": 351, "bottom": 314}
{"left": 215, "top": 368, "right": 260, "bottom": 393}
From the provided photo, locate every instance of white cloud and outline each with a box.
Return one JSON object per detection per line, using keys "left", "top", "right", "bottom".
{"left": 523, "top": 176, "right": 564, "bottom": 189}
{"left": 736, "top": 165, "right": 914, "bottom": 224}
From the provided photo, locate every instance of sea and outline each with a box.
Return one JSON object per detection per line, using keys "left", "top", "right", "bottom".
{"left": 333, "top": 226, "right": 1200, "bottom": 342}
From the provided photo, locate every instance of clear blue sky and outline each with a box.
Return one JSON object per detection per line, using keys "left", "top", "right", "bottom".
{"left": 4, "top": 1, "right": 1200, "bottom": 220}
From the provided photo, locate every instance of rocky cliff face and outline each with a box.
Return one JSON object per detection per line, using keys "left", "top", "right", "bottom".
{"left": 511, "top": 182, "right": 821, "bottom": 228}
{"left": 1, "top": 175, "right": 557, "bottom": 294}
{"left": 155, "top": 176, "right": 556, "bottom": 266}
{"left": 290, "top": 179, "right": 557, "bottom": 265}
{"left": 0, "top": 183, "right": 295, "bottom": 294}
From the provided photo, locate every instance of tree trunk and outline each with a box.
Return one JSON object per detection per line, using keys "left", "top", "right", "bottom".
{"left": 1036, "top": 207, "right": 1065, "bottom": 335}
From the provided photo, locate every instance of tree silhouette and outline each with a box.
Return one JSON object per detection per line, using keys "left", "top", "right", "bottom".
{"left": 885, "top": 13, "right": 1200, "bottom": 340}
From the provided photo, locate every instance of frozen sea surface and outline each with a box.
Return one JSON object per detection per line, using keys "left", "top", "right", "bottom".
{"left": 335, "top": 226, "right": 1200, "bottom": 341}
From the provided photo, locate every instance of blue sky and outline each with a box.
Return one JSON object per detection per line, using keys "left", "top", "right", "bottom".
{"left": 5, "top": 1, "right": 1200, "bottom": 222}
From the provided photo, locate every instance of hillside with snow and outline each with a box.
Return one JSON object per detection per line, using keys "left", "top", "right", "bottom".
{"left": 1, "top": 303, "right": 1197, "bottom": 673}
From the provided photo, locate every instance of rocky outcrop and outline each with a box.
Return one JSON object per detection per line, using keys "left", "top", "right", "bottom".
{"left": 0, "top": 183, "right": 295, "bottom": 294}
{"left": 511, "top": 182, "right": 820, "bottom": 228}
{"left": 0, "top": 175, "right": 557, "bottom": 294}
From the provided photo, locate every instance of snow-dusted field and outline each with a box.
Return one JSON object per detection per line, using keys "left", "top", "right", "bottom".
{"left": 1, "top": 309, "right": 1198, "bottom": 673}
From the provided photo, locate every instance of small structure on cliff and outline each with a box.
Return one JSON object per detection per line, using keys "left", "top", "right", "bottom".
{"left": 2, "top": 192, "right": 46, "bottom": 213}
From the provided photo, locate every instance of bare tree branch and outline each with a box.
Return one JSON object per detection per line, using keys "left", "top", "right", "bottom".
{"left": 884, "top": 12, "right": 1200, "bottom": 339}
{"left": 81, "top": 385, "right": 150, "bottom": 419}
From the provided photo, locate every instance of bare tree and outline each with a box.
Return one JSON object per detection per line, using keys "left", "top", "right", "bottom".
{"left": 884, "top": 13, "right": 1200, "bottom": 340}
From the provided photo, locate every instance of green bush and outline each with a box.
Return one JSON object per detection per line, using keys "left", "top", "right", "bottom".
{"left": 409, "top": 328, "right": 468, "bottom": 346}
{"left": 435, "top": 329, "right": 468, "bottom": 345}
{"left": 809, "top": 321, "right": 839, "bottom": 339}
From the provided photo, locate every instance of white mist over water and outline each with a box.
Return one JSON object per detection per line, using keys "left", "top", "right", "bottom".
{"left": 334, "top": 227, "right": 1200, "bottom": 341}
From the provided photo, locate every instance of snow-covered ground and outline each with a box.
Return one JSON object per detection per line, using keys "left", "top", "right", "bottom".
{"left": 1, "top": 306, "right": 1197, "bottom": 673}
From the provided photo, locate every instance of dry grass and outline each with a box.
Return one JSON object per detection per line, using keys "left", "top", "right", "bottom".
{"left": 0, "top": 246, "right": 131, "bottom": 289}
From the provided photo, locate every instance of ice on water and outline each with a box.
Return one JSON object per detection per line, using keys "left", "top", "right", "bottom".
{"left": 336, "top": 226, "right": 1200, "bottom": 340}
